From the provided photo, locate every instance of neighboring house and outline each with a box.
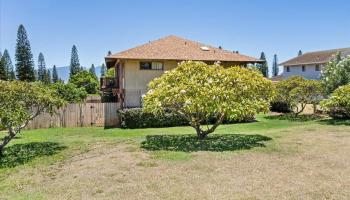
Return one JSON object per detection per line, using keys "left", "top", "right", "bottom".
{"left": 280, "top": 48, "right": 350, "bottom": 80}
{"left": 101, "top": 35, "right": 262, "bottom": 107}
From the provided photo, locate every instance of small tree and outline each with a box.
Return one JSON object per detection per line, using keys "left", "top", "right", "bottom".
{"left": 51, "top": 82, "right": 87, "bottom": 103}
{"left": 143, "top": 61, "right": 275, "bottom": 139}
{"left": 37, "top": 52, "right": 47, "bottom": 82}
{"left": 321, "top": 84, "right": 350, "bottom": 119}
{"left": 0, "top": 81, "right": 65, "bottom": 155}
{"left": 275, "top": 76, "right": 324, "bottom": 115}
{"left": 0, "top": 55, "right": 6, "bottom": 80}
{"left": 69, "top": 71, "right": 99, "bottom": 94}
{"left": 15, "top": 25, "right": 35, "bottom": 81}
{"left": 321, "top": 54, "right": 350, "bottom": 94}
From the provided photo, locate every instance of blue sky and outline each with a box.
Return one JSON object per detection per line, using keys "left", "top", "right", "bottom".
{"left": 1, "top": 0, "right": 350, "bottom": 75}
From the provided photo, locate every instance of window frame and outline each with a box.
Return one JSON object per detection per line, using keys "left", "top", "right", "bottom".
{"left": 315, "top": 64, "right": 320, "bottom": 71}
{"left": 302, "top": 65, "right": 306, "bottom": 72}
{"left": 286, "top": 66, "right": 290, "bottom": 72}
{"left": 139, "top": 61, "right": 164, "bottom": 70}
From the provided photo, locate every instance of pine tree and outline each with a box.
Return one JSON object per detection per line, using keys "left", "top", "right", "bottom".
{"left": 0, "top": 53, "right": 6, "bottom": 80}
{"left": 37, "top": 52, "right": 46, "bottom": 81}
{"left": 272, "top": 54, "right": 279, "bottom": 77}
{"left": 298, "top": 50, "right": 303, "bottom": 56}
{"left": 89, "top": 64, "right": 96, "bottom": 77}
{"left": 15, "top": 24, "right": 35, "bottom": 81}
{"left": 107, "top": 51, "right": 112, "bottom": 56}
{"left": 44, "top": 69, "right": 51, "bottom": 84}
{"left": 69, "top": 45, "right": 81, "bottom": 78}
{"left": 2, "top": 49, "right": 15, "bottom": 80}
{"left": 100, "top": 63, "right": 106, "bottom": 77}
{"left": 258, "top": 52, "right": 269, "bottom": 77}
{"left": 52, "top": 65, "right": 59, "bottom": 83}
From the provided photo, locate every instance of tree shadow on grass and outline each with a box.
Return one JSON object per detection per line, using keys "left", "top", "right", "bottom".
{"left": 265, "top": 114, "right": 324, "bottom": 122}
{"left": 318, "top": 118, "right": 350, "bottom": 126}
{"left": 141, "top": 134, "right": 272, "bottom": 152}
{"left": 0, "top": 142, "right": 66, "bottom": 168}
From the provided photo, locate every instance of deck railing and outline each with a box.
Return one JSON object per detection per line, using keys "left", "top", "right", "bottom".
{"left": 100, "top": 77, "right": 118, "bottom": 89}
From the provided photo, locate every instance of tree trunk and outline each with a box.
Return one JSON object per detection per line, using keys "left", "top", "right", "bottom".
{"left": 0, "top": 129, "right": 17, "bottom": 157}
{"left": 193, "top": 113, "right": 226, "bottom": 139}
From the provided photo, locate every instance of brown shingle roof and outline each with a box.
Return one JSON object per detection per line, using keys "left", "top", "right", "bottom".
{"left": 106, "top": 35, "right": 261, "bottom": 63}
{"left": 280, "top": 48, "right": 350, "bottom": 66}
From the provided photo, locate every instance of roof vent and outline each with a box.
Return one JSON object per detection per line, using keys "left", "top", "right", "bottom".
{"left": 200, "top": 46, "right": 210, "bottom": 51}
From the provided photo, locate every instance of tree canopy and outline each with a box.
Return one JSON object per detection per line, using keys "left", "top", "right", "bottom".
{"left": 257, "top": 52, "right": 268, "bottom": 77}
{"left": 143, "top": 61, "right": 275, "bottom": 138}
{"left": 272, "top": 54, "right": 279, "bottom": 77}
{"left": 69, "top": 71, "right": 99, "bottom": 94}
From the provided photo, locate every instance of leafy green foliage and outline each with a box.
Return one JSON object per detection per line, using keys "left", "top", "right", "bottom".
{"left": 105, "top": 67, "right": 115, "bottom": 78}
{"left": 0, "top": 142, "right": 66, "bottom": 168}
{"left": 69, "top": 71, "right": 99, "bottom": 94}
{"left": 141, "top": 134, "right": 271, "bottom": 152}
{"left": 0, "top": 55, "right": 6, "bottom": 80}
{"left": 51, "top": 82, "right": 87, "bottom": 103}
{"left": 321, "top": 54, "right": 350, "bottom": 94}
{"left": 143, "top": 61, "right": 274, "bottom": 138}
{"left": 15, "top": 25, "right": 35, "bottom": 81}
{"left": 321, "top": 84, "right": 350, "bottom": 119}
{"left": 275, "top": 76, "right": 324, "bottom": 115}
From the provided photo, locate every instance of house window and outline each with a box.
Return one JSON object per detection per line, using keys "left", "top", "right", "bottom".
{"left": 140, "top": 61, "right": 164, "bottom": 70}
{"left": 315, "top": 65, "right": 320, "bottom": 71}
{"left": 302, "top": 65, "right": 306, "bottom": 72}
{"left": 286, "top": 66, "right": 290, "bottom": 72}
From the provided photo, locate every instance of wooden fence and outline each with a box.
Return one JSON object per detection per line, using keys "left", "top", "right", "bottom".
{"left": 26, "top": 103, "right": 120, "bottom": 130}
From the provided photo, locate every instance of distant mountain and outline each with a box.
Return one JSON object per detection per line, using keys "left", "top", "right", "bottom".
{"left": 49, "top": 66, "right": 102, "bottom": 82}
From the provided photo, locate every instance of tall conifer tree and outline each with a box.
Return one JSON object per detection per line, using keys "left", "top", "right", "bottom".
{"left": 15, "top": 24, "right": 35, "bottom": 81}
{"left": 272, "top": 54, "right": 279, "bottom": 77}
{"left": 37, "top": 52, "right": 46, "bottom": 81}
{"left": 69, "top": 45, "right": 81, "bottom": 78}
{"left": 52, "top": 65, "right": 59, "bottom": 83}
{"left": 2, "top": 50, "right": 15, "bottom": 80}
{"left": 258, "top": 52, "right": 269, "bottom": 77}
{"left": 100, "top": 63, "right": 106, "bottom": 77}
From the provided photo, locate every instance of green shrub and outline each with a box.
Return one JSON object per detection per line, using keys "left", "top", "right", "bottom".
{"left": 321, "top": 85, "right": 350, "bottom": 119}
{"left": 270, "top": 101, "right": 291, "bottom": 113}
{"left": 118, "top": 108, "right": 256, "bottom": 129}
{"left": 118, "top": 108, "right": 189, "bottom": 129}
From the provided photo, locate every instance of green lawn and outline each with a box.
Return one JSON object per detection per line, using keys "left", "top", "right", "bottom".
{"left": 1, "top": 114, "right": 350, "bottom": 199}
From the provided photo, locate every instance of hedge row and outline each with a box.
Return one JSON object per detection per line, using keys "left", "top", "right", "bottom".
{"left": 118, "top": 108, "right": 255, "bottom": 129}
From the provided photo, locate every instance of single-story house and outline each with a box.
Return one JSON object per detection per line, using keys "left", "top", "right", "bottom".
{"left": 101, "top": 35, "right": 262, "bottom": 107}
{"left": 280, "top": 48, "right": 350, "bottom": 80}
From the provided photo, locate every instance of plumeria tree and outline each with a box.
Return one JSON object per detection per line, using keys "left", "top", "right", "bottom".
{"left": 0, "top": 81, "right": 65, "bottom": 156}
{"left": 321, "top": 54, "right": 350, "bottom": 94}
{"left": 275, "top": 76, "right": 324, "bottom": 115}
{"left": 143, "top": 61, "right": 275, "bottom": 139}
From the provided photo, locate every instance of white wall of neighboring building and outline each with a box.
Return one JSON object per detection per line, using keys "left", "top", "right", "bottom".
{"left": 282, "top": 64, "right": 324, "bottom": 80}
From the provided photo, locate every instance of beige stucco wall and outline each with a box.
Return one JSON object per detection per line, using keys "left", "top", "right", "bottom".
{"left": 123, "top": 60, "right": 178, "bottom": 107}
